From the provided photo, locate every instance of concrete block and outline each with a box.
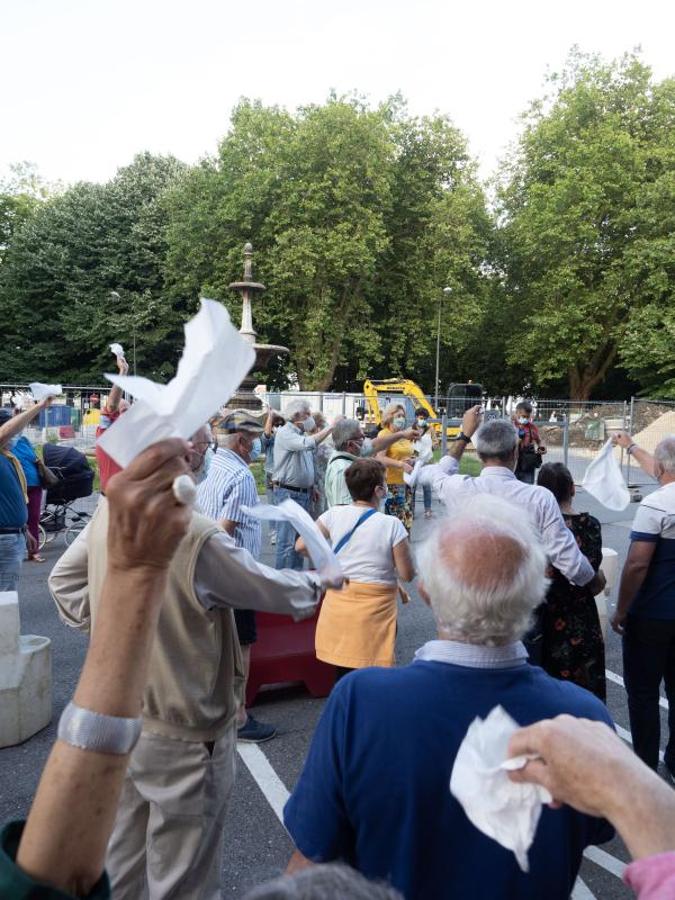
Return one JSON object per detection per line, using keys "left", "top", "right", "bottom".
{"left": 0, "top": 592, "right": 52, "bottom": 747}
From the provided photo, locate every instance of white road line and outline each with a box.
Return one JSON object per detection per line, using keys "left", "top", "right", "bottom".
{"left": 583, "top": 846, "right": 626, "bottom": 879}
{"left": 606, "top": 669, "right": 669, "bottom": 710}
{"left": 237, "top": 742, "right": 290, "bottom": 828}
{"left": 572, "top": 876, "right": 597, "bottom": 899}
{"left": 614, "top": 722, "right": 665, "bottom": 763}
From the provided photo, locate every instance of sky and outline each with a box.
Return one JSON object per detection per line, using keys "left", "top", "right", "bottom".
{"left": 2, "top": 0, "right": 673, "bottom": 188}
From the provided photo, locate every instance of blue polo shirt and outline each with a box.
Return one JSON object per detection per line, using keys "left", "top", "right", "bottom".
{"left": 628, "top": 482, "right": 675, "bottom": 619}
{"left": 284, "top": 650, "right": 614, "bottom": 900}
{"left": 0, "top": 454, "right": 28, "bottom": 529}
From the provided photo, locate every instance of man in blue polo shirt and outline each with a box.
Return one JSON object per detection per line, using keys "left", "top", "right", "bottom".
{"left": 284, "top": 495, "right": 613, "bottom": 900}
{"left": 611, "top": 433, "right": 675, "bottom": 776}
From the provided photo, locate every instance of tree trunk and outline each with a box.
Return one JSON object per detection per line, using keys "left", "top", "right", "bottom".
{"left": 568, "top": 343, "right": 617, "bottom": 400}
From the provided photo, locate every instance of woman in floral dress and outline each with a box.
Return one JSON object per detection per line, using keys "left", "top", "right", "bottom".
{"left": 538, "top": 462, "right": 606, "bottom": 700}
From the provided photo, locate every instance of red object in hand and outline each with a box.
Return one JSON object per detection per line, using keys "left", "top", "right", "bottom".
{"left": 246, "top": 604, "right": 334, "bottom": 707}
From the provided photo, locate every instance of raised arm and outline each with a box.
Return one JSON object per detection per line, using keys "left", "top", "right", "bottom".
{"left": 14, "top": 438, "right": 191, "bottom": 896}
{"left": 613, "top": 431, "right": 656, "bottom": 478}
{"left": 106, "top": 356, "right": 130, "bottom": 414}
{"left": 0, "top": 397, "right": 51, "bottom": 448}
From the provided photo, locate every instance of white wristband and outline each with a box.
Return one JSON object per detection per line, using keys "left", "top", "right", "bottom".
{"left": 58, "top": 701, "right": 142, "bottom": 755}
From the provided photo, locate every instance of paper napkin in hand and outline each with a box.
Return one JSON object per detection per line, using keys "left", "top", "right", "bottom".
{"left": 110, "top": 342, "right": 125, "bottom": 359}
{"left": 99, "top": 298, "right": 255, "bottom": 467}
{"left": 29, "top": 382, "right": 62, "bottom": 402}
{"left": 404, "top": 431, "right": 434, "bottom": 489}
{"left": 450, "top": 705, "right": 551, "bottom": 872}
{"left": 582, "top": 439, "right": 630, "bottom": 511}
{"left": 242, "top": 499, "right": 344, "bottom": 595}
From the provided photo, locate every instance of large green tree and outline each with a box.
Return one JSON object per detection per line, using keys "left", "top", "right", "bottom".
{"left": 165, "top": 96, "right": 495, "bottom": 393}
{"left": 497, "top": 51, "right": 675, "bottom": 399}
{"left": 0, "top": 153, "right": 186, "bottom": 382}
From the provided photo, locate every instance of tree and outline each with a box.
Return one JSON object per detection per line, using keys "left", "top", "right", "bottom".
{"left": 0, "top": 154, "right": 186, "bottom": 382}
{"left": 497, "top": 50, "right": 675, "bottom": 399}
{"left": 0, "top": 162, "right": 55, "bottom": 264}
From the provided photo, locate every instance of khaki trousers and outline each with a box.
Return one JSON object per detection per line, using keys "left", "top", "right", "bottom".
{"left": 107, "top": 726, "right": 236, "bottom": 900}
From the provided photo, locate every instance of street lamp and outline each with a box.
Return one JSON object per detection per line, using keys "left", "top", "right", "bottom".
{"left": 435, "top": 286, "right": 452, "bottom": 410}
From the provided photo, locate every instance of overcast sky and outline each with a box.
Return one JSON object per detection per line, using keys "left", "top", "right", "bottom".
{"left": 2, "top": 0, "right": 673, "bottom": 187}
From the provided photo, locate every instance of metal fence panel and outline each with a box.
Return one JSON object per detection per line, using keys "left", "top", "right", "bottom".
{"left": 627, "top": 399, "right": 675, "bottom": 486}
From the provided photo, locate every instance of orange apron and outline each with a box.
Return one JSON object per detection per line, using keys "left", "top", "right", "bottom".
{"left": 315, "top": 581, "right": 398, "bottom": 668}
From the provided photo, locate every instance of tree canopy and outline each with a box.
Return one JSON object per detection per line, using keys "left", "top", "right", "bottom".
{"left": 1, "top": 53, "right": 673, "bottom": 399}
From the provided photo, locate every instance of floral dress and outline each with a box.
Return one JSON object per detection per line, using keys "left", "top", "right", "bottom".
{"left": 541, "top": 512, "right": 606, "bottom": 701}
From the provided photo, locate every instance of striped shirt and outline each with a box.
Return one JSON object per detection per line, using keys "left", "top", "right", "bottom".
{"left": 197, "top": 448, "right": 261, "bottom": 558}
{"left": 629, "top": 481, "right": 675, "bottom": 619}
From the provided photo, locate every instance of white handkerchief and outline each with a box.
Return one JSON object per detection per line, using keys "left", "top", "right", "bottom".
{"left": 582, "top": 439, "right": 630, "bottom": 511}
{"left": 404, "top": 431, "right": 434, "bottom": 489}
{"left": 29, "top": 382, "right": 62, "bottom": 401}
{"left": 242, "top": 499, "right": 344, "bottom": 588}
{"left": 450, "top": 706, "right": 551, "bottom": 872}
{"left": 110, "top": 342, "right": 125, "bottom": 358}
{"left": 99, "top": 298, "right": 255, "bottom": 467}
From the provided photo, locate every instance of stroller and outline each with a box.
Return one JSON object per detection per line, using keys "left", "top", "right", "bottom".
{"left": 39, "top": 444, "right": 95, "bottom": 546}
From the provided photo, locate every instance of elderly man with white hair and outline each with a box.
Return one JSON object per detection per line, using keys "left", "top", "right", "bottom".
{"left": 272, "top": 398, "right": 336, "bottom": 569}
{"left": 611, "top": 432, "right": 675, "bottom": 777}
{"left": 283, "top": 496, "right": 614, "bottom": 900}
{"left": 419, "top": 416, "right": 606, "bottom": 661}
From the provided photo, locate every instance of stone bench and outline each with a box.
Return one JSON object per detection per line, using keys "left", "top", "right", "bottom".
{"left": 0, "top": 592, "right": 51, "bottom": 747}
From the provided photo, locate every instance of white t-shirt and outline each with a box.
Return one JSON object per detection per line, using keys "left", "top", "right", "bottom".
{"left": 318, "top": 505, "right": 408, "bottom": 585}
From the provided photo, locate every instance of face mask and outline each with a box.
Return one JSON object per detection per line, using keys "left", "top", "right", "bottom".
{"left": 303, "top": 416, "right": 316, "bottom": 433}
{"left": 193, "top": 448, "right": 212, "bottom": 484}
{"left": 359, "top": 437, "right": 374, "bottom": 458}
{"left": 250, "top": 437, "right": 262, "bottom": 462}
{"left": 416, "top": 418, "right": 426, "bottom": 426}
{"left": 392, "top": 416, "right": 406, "bottom": 431}
{"left": 8, "top": 435, "right": 20, "bottom": 449}
{"left": 518, "top": 417, "right": 529, "bottom": 425}
{"left": 375, "top": 484, "right": 387, "bottom": 511}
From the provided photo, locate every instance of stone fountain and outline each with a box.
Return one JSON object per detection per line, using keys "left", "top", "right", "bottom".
{"left": 228, "top": 243, "right": 288, "bottom": 413}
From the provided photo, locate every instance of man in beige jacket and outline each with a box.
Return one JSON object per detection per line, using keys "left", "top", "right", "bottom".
{"left": 49, "top": 426, "right": 330, "bottom": 900}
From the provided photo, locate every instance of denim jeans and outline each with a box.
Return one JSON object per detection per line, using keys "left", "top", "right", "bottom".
{"left": 274, "top": 488, "right": 310, "bottom": 570}
{"left": 0, "top": 532, "right": 25, "bottom": 592}
{"left": 623, "top": 615, "right": 675, "bottom": 771}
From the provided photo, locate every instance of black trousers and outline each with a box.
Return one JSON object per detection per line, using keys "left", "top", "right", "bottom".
{"left": 622, "top": 615, "right": 675, "bottom": 771}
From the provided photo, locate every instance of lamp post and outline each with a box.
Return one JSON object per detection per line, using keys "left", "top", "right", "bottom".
{"left": 435, "top": 286, "right": 452, "bottom": 410}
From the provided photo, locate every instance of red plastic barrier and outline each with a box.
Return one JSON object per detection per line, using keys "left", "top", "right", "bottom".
{"left": 246, "top": 604, "right": 334, "bottom": 707}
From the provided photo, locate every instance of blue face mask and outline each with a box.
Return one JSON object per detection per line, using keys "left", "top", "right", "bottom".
{"left": 193, "top": 448, "right": 212, "bottom": 484}
{"left": 250, "top": 438, "right": 262, "bottom": 462}
{"left": 8, "top": 435, "right": 20, "bottom": 450}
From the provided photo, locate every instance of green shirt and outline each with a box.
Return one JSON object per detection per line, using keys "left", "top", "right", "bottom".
{"left": 0, "top": 821, "right": 111, "bottom": 900}
{"left": 325, "top": 450, "right": 358, "bottom": 508}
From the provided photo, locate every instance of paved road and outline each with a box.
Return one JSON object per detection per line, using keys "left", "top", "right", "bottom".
{"left": 1, "top": 483, "right": 671, "bottom": 899}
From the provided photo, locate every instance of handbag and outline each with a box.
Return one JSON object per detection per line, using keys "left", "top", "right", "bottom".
{"left": 37, "top": 457, "right": 59, "bottom": 488}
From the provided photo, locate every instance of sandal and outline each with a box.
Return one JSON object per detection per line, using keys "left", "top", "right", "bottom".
{"left": 29, "top": 555, "right": 46, "bottom": 563}
{"left": 424, "top": 510, "right": 433, "bottom": 519}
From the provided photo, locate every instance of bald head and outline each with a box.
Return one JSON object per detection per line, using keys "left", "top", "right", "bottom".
{"left": 417, "top": 495, "right": 548, "bottom": 646}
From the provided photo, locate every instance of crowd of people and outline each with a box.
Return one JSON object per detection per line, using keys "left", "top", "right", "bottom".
{"left": 0, "top": 376, "right": 674, "bottom": 899}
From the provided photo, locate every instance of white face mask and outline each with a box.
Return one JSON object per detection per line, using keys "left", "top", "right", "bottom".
{"left": 518, "top": 417, "right": 529, "bottom": 425}
{"left": 392, "top": 416, "right": 406, "bottom": 431}
{"left": 359, "top": 437, "right": 374, "bottom": 458}
{"left": 193, "top": 448, "right": 212, "bottom": 484}
{"left": 303, "top": 416, "right": 316, "bottom": 433}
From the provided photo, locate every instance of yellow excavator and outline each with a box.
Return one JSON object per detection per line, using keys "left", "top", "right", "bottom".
{"left": 359, "top": 379, "right": 483, "bottom": 438}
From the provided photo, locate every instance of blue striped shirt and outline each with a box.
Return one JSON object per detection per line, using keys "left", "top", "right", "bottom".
{"left": 197, "top": 449, "right": 261, "bottom": 558}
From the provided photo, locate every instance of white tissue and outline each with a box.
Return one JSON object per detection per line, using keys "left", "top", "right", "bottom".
{"left": 98, "top": 298, "right": 255, "bottom": 467}
{"left": 450, "top": 706, "right": 551, "bottom": 872}
{"left": 582, "top": 439, "right": 630, "bottom": 511}
{"left": 242, "top": 499, "right": 344, "bottom": 587}
{"left": 404, "top": 431, "right": 434, "bottom": 489}
{"left": 29, "top": 382, "right": 62, "bottom": 401}
{"left": 110, "top": 342, "right": 125, "bottom": 358}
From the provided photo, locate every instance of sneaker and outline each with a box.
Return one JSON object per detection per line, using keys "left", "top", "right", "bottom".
{"left": 424, "top": 510, "right": 433, "bottom": 520}
{"left": 237, "top": 715, "right": 277, "bottom": 743}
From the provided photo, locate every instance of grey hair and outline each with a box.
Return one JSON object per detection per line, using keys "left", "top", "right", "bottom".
{"left": 416, "top": 495, "right": 548, "bottom": 645}
{"left": 243, "top": 863, "right": 402, "bottom": 900}
{"left": 220, "top": 432, "right": 240, "bottom": 449}
{"left": 654, "top": 435, "right": 675, "bottom": 475}
{"left": 284, "top": 399, "right": 311, "bottom": 421}
{"left": 474, "top": 418, "right": 518, "bottom": 461}
{"left": 333, "top": 418, "right": 363, "bottom": 451}
{"left": 381, "top": 402, "right": 405, "bottom": 427}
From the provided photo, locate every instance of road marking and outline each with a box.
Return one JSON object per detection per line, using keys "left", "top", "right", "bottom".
{"left": 606, "top": 669, "right": 669, "bottom": 710}
{"left": 572, "top": 876, "right": 597, "bottom": 899}
{"left": 237, "top": 742, "right": 290, "bottom": 828}
{"left": 583, "top": 846, "right": 626, "bottom": 879}
{"left": 614, "top": 722, "right": 664, "bottom": 763}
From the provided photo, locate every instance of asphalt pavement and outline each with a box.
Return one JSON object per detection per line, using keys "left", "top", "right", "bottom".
{"left": 1, "top": 482, "right": 671, "bottom": 899}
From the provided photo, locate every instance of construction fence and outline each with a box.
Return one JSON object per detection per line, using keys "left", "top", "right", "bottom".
{"left": 3, "top": 384, "right": 673, "bottom": 489}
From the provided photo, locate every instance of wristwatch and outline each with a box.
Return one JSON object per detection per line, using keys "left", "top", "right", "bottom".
{"left": 456, "top": 431, "right": 471, "bottom": 444}
{"left": 627, "top": 443, "right": 637, "bottom": 456}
